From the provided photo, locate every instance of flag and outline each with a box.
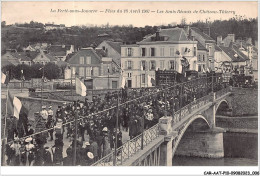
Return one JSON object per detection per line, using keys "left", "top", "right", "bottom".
{"left": 7, "top": 91, "right": 28, "bottom": 119}
{"left": 121, "top": 76, "right": 126, "bottom": 88}
{"left": 2, "top": 72, "right": 6, "bottom": 84}
{"left": 147, "top": 75, "right": 153, "bottom": 87}
{"left": 2, "top": 72, "right": 9, "bottom": 84}
{"left": 76, "top": 77, "right": 87, "bottom": 96}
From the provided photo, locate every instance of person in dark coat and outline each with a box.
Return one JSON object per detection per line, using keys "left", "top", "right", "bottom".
{"left": 43, "top": 147, "right": 53, "bottom": 166}
{"left": 26, "top": 124, "right": 34, "bottom": 136}
{"left": 89, "top": 139, "right": 98, "bottom": 162}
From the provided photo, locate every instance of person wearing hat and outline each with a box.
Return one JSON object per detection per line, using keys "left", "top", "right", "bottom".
{"left": 9, "top": 138, "right": 21, "bottom": 166}
{"left": 86, "top": 152, "right": 94, "bottom": 166}
{"left": 24, "top": 137, "right": 35, "bottom": 166}
{"left": 40, "top": 106, "right": 48, "bottom": 123}
{"left": 26, "top": 124, "right": 34, "bottom": 136}
{"left": 89, "top": 139, "right": 98, "bottom": 162}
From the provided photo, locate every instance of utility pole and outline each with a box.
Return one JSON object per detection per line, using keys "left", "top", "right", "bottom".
{"left": 113, "top": 92, "right": 119, "bottom": 166}
{"left": 73, "top": 108, "right": 78, "bottom": 166}
{"left": 41, "top": 66, "right": 44, "bottom": 106}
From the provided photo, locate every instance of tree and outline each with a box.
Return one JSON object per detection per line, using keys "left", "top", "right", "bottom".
{"left": 43, "top": 62, "right": 61, "bottom": 80}
{"left": 1, "top": 21, "right": 6, "bottom": 28}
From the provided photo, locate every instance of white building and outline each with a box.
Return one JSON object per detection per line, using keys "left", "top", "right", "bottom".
{"left": 121, "top": 28, "right": 198, "bottom": 88}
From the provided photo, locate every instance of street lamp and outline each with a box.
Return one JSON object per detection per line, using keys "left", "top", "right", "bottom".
{"left": 108, "top": 66, "right": 110, "bottom": 89}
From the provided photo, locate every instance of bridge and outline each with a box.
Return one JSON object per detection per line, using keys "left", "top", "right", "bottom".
{"left": 92, "top": 78, "right": 232, "bottom": 166}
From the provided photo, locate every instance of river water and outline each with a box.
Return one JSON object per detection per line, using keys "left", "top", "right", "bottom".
{"left": 172, "top": 131, "right": 258, "bottom": 166}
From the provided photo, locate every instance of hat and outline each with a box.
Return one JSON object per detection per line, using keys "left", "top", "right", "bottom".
{"left": 87, "top": 152, "right": 94, "bottom": 159}
{"left": 42, "top": 105, "right": 46, "bottom": 109}
{"left": 102, "top": 127, "right": 108, "bottom": 132}
{"left": 85, "top": 142, "right": 90, "bottom": 146}
{"left": 63, "top": 102, "right": 67, "bottom": 105}
{"left": 49, "top": 106, "right": 52, "bottom": 108}
{"left": 14, "top": 137, "right": 19, "bottom": 142}
{"left": 25, "top": 137, "right": 32, "bottom": 143}
{"left": 44, "top": 146, "right": 49, "bottom": 150}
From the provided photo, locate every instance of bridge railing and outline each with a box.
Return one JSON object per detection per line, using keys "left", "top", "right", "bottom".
{"left": 215, "top": 86, "right": 230, "bottom": 100}
{"left": 92, "top": 123, "right": 160, "bottom": 166}
{"left": 172, "top": 94, "right": 212, "bottom": 126}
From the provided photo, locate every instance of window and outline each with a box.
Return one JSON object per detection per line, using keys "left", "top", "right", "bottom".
{"left": 41, "top": 55, "right": 43, "bottom": 58}
{"left": 102, "top": 46, "right": 105, "bottom": 50}
{"left": 79, "top": 56, "right": 84, "bottom": 64}
{"left": 141, "top": 48, "right": 146, "bottom": 57}
{"left": 150, "top": 60, "right": 156, "bottom": 70}
{"left": 141, "top": 61, "right": 146, "bottom": 70}
{"left": 127, "top": 48, "right": 132, "bottom": 56}
{"left": 198, "top": 65, "right": 202, "bottom": 72}
{"left": 86, "top": 67, "right": 91, "bottom": 77}
{"left": 202, "top": 64, "right": 206, "bottom": 71}
{"left": 169, "top": 60, "right": 175, "bottom": 70}
{"left": 141, "top": 74, "right": 145, "bottom": 84}
{"left": 160, "top": 60, "right": 164, "bottom": 70}
{"left": 170, "top": 48, "right": 175, "bottom": 56}
{"left": 127, "top": 73, "right": 132, "bottom": 78}
{"left": 209, "top": 46, "right": 212, "bottom": 56}
{"left": 112, "top": 81, "right": 117, "bottom": 89}
{"left": 151, "top": 48, "right": 155, "bottom": 57}
{"left": 198, "top": 55, "right": 201, "bottom": 62}
{"left": 86, "top": 56, "right": 91, "bottom": 64}
{"left": 127, "top": 61, "right": 133, "bottom": 69}
{"left": 79, "top": 67, "right": 85, "bottom": 76}
{"left": 28, "top": 62, "right": 31, "bottom": 66}
{"left": 202, "top": 55, "right": 205, "bottom": 62}
{"left": 22, "top": 62, "right": 25, "bottom": 64}
{"left": 160, "top": 48, "right": 164, "bottom": 57}
{"left": 194, "top": 47, "right": 197, "bottom": 56}
{"left": 93, "top": 67, "right": 99, "bottom": 76}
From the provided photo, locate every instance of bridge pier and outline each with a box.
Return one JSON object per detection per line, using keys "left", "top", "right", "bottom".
{"left": 159, "top": 116, "right": 177, "bottom": 166}
{"left": 174, "top": 127, "right": 225, "bottom": 158}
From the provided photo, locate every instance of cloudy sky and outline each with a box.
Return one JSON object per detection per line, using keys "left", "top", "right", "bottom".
{"left": 2, "top": 1, "right": 258, "bottom": 27}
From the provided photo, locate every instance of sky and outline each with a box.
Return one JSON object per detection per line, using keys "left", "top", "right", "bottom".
{"left": 1, "top": 1, "right": 258, "bottom": 27}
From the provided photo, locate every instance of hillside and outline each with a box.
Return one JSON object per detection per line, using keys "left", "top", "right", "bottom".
{"left": 1, "top": 18, "right": 258, "bottom": 53}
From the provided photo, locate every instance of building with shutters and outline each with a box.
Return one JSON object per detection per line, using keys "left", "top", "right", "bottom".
{"left": 121, "top": 27, "right": 198, "bottom": 88}
{"left": 66, "top": 47, "right": 120, "bottom": 89}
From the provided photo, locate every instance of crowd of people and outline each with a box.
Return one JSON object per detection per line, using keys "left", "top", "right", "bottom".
{"left": 4, "top": 75, "right": 226, "bottom": 166}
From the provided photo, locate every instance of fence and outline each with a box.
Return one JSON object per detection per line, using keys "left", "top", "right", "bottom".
{"left": 91, "top": 123, "right": 160, "bottom": 166}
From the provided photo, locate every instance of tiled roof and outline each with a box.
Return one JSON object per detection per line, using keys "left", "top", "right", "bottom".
{"left": 219, "top": 45, "right": 249, "bottom": 62}
{"left": 11, "top": 52, "right": 32, "bottom": 61}
{"left": 95, "top": 48, "right": 107, "bottom": 57}
{"left": 48, "top": 45, "right": 70, "bottom": 56}
{"left": 139, "top": 28, "right": 189, "bottom": 43}
{"left": 215, "top": 45, "right": 222, "bottom": 51}
{"left": 190, "top": 27, "right": 215, "bottom": 41}
{"left": 45, "top": 54, "right": 57, "bottom": 62}
{"left": 197, "top": 41, "right": 207, "bottom": 50}
{"left": 67, "top": 48, "right": 101, "bottom": 64}
{"left": 105, "top": 41, "right": 122, "bottom": 54}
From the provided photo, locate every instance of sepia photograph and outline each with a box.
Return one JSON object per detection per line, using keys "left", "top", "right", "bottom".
{"left": 0, "top": 1, "right": 259, "bottom": 175}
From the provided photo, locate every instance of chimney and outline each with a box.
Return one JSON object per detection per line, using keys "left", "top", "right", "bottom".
{"left": 217, "top": 36, "right": 222, "bottom": 46}
{"left": 155, "top": 30, "right": 160, "bottom": 41}
{"left": 184, "top": 25, "right": 190, "bottom": 36}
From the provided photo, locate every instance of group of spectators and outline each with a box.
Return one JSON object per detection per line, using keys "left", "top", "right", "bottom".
{"left": 4, "top": 75, "right": 226, "bottom": 166}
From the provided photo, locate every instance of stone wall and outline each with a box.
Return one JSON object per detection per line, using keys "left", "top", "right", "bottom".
{"left": 174, "top": 131, "right": 224, "bottom": 158}
{"left": 231, "top": 88, "right": 258, "bottom": 116}
{"left": 216, "top": 116, "right": 258, "bottom": 129}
